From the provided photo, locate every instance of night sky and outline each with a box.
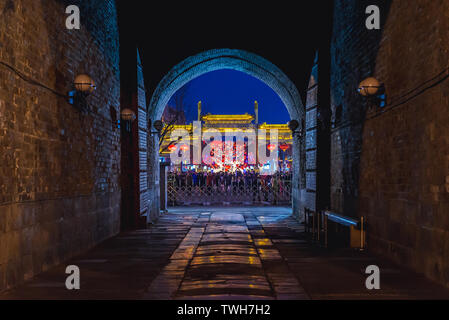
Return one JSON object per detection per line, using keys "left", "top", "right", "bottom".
{"left": 167, "top": 69, "right": 290, "bottom": 124}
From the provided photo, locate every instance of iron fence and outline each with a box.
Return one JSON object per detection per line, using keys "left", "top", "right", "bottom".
{"left": 167, "top": 173, "right": 292, "bottom": 206}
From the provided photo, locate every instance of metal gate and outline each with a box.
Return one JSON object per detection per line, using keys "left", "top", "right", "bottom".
{"left": 167, "top": 173, "right": 292, "bottom": 206}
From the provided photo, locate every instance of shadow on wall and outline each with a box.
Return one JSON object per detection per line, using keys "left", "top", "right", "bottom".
{"left": 330, "top": 0, "right": 392, "bottom": 218}
{"left": 0, "top": 0, "right": 120, "bottom": 291}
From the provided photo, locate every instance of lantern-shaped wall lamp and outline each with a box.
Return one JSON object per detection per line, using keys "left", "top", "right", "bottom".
{"left": 267, "top": 144, "right": 277, "bottom": 151}
{"left": 68, "top": 74, "right": 96, "bottom": 112}
{"left": 357, "top": 77, "right": 386, "bottom": 108}
{"left": 288, "top": 119, "right": 304, "bottom": 140}
{"left": 120, "top": 108, "right": 136, "bottom": 132}
{"left": 74, "top": 74, "right": 96, "bottom": 93}
{"left": 148, "top": 119, "right": 164, "bottom": 136}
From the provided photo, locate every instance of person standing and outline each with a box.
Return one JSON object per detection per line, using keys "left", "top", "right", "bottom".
{"left": 206, "top": 172, "right": 212, "bottom": 196}
{"left": 232, "top": 174, "right": 237, "bottom": 195}
{"left": 192, "top": 171, "right": 198, "bottom": 187}
{"left": 262, "top": 175, "right": 269, "bottom": 202}
{"left": 272, "top": 173, "right": 280, "bottom": 205}
{"left": 186, "top": 171, "right": 192, "bottom": 196}
{"left": 226, "top": 172, "right": 232, "bottom": 193}
{"left": 200, "top": 172, "right": 206, "bottom": 187}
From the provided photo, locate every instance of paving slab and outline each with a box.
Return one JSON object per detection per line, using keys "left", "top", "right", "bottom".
{"left": 1, "top": 206, "right": 449, "bottom": 300}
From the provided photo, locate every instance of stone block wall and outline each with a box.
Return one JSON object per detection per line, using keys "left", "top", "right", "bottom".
{"left": 137, "top": 50, "right": 152, "bottom": 222}
{"left": 330, "top": 0, "right": 385, "bottom": 217}
{"left": 0, "top": 0, "right": 120, "bottom": 291}
{"left": 303, "top": 62, "right": 319, "bottom": 213}
{"left": 330, "top": 0, "right": 449, "bottom": 286}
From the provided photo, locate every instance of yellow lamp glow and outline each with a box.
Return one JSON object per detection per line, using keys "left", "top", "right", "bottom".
{"left": 358, "top": 77, "right": 381, "bottom": 96}
{"left": 74, "top": 74, "right": 96, "bottom": 94}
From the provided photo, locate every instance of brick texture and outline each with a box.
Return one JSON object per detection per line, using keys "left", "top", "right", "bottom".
{"left": 330, "top": 0, "right": 449, "bottom": 287}
{"left": 303, "top": 63, "right": 319, "bottom": 212}
{"left": 0, "top": 0, "right": 120, "bottom": 291}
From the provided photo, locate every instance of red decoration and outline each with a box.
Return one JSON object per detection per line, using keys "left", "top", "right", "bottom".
{"left": 180, "top": 144, "right": 189, "bottom": 151}
{"left": 279, "top": 144, "right": 290, "bottom": 152}
{"left": 168, "top": 144, "right": 177, "bottom": 152}
{"left": 267, "top": 144, "right": 276, "bottom": 151}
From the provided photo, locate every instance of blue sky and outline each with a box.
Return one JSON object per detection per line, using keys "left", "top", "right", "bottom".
{"left": 167, "top": 69, "right": 290, "bottom": 124}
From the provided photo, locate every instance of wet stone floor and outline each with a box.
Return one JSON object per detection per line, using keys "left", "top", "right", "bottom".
{"left": 2, "top": 207, "right": 449, "bottom": 300}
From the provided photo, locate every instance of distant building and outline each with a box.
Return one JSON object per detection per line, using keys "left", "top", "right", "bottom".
{"left": 160, "top": 101, "right": 293, "bottom": 173}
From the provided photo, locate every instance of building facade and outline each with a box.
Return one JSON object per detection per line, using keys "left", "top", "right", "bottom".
{"left": 159, "top": 102, "right": 293, "bottom": 173}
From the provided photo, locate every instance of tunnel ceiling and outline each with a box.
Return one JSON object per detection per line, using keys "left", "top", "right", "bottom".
{"left": 116, "top": 1, "right": 333, "bottom": 105}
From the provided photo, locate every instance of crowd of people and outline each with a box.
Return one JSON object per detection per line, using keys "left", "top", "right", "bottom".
{"left": 168, "top": 170, "right": 292, "bottom": 203}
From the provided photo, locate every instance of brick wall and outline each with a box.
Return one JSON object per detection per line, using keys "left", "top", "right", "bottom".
{"left": 330, "top": 0, "right": 384, "bottom": 217}
{"left": 0, "top": 0, "right": 120, "bottom": 291}
{"left": 330, "top": 0, "right": 449, "bottom": 286}
{"left": 137, "top": 51, "right": 151, "bottom": 221}
{"left": 304, "top": 60, "right": 319, "bottom": 213}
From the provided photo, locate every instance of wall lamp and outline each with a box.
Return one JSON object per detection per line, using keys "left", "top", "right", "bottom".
{"left": 68, "top": 74, "right": 96, "bottom": 112}
{"left": 357, "top": 77, "right": 386, "bottom": 108}
{"left": 120, "top": 108, "right": 136, "bottom": 132}
{"left": 148, "top": 119, "right": 164, "bottom": 136}
{"left": 288, "top": 119, "right": 304, "bottom": 139}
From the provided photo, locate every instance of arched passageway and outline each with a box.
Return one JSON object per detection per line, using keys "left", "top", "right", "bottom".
{"left": 147, "top": 49, "right": 306, "bottom": 219}
{"left": 149, "top": 49, "right": 303, "bottom": 121}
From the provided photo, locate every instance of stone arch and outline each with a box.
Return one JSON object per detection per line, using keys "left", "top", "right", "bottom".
{"left": 147, "top": 48, "right": 305, "bottom": 219}
{"left": 148, "top": 49, "right": 303, "bottom": 121}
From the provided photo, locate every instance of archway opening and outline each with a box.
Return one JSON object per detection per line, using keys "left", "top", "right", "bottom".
{"left": 147, "top": 49, "right": 305, "bottom": 219}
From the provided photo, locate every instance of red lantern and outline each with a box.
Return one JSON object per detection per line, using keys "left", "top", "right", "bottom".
{"left": 267, "top": 144, "right": 276, "bottom": 151}
{"left": 180, "top": 144, "right": 189, "bottom": 152}
{"left": 279, "top": 144, "right": 290, "bottom": 152}
{"left": 168, "top": 144, "right": 177, "bottom": 152}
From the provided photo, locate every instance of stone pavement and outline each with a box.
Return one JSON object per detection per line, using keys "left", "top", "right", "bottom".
{"left": 1, "top": 207, "right": 449, "bottom": 300}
